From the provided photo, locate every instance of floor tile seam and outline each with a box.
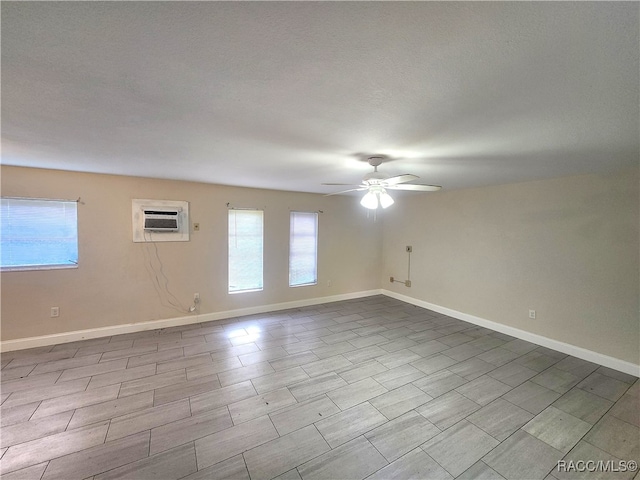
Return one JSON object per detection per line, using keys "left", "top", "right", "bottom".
{"left": 503, "top": 403, "right": 601, "bottom": 479}
{"left": 407, "top": 359, "right": 456, "bottom": 377}
{"left": 523, "top": 355, "right": 565, "bottom": 378}
{"left": 103, "top": 411, "right": 118, "bottom": 443}
{"left": 5, "top": 397, "right": 37, "bottom": 428}
{"left": 367, "top": 382, "right": 432, "bottom": 408}
{"left": 454, "top": 357, "right": 505, "bottom": 379}
{"left": 493, "top": 395, "right": 542, "bottom": 422}
{"left": 417, "top": 407, "right": 479, "bottom": 434}
{"left": 145, "top": 429, "right": 151, "bottom": 465}
{"left": 40, "top": 460, "right": 53, "bottom": 478}
{"left": 324, "top": 391, "right": 386, "bottom": 414}
{"left": 227, "top": 390, "right": 298, "bottom": 426}
{"left": 407, "top": 377, "right": 447, "bottom": 397}
{"left": 0, "top": 372, "right": 61, "bottom": 397}
{"left": 454, "top": 382, "right": 503, "bottom": 405}
{"left": 299, "top": 434, "right": 390, "bottom": 480}
{"left": 551, "top": 383, "right": 621, "bottom": 427}
{"left": 533, "top": 405, "right": 612, "bottom": 466}
{"left": 206, "top": 350, "right": 239, "bottom": 365}
{"left": 185, "top": 388, "right": 195, "bottom": 418}
{"left": 61, "top": 404, "right": 74, "bottom": 435}
{"left": 1, "top": 350, "right": 55, "bottom": 367}
{"left": 0, "top": 364, "right": 38, "bottom": 383}
{"left": 0, "top": 405, "right": 73, "bottom": 449}
{"left": 60, "top": 418, "right": 112, "bottom": 466}
{"left": 103, "top": 348, "right": 161, "bottom": 366}
{"left": 574, "top": 383, "right": 628, "bottom": 404}
{"left": 578, "top": 438, "right": 628, "bottom": 462}
{"left": 108, "top": 396, "right": 191, "bottom": 441}
{"left": 538, "top": 433, "right": 588, "bottom": 480}
{"left": 28, "top": 355, "right": 102, "bottom": 379}
{"left": 588, "top": 370, "right": 640, "bottom": 398}
{"left": 464, "top": 405, "right": 531, "bottom": 444}
{"left": 437, "top": 351, "right": 473, "bottom": 364}
{"left": 594, "top": 368, "right": 639, "bottom": 386}
{"left": 83, "top": 430, "right": 154, "bottom": 480}
{"left": 472, "top": 422, "right": 558, "bottom": 479}
{"left": 606, "top": 406, "right": 640, "bottom": 430}
{"left": 239, "top": 449, "right": 253, "bottom": 480}
{"left": 283, "top": 422, "right": 332, "bottom": 478}
{"left": 491, "top": 370, "right": 542, "bottom": 391}
{"left": 454, "top": 459, "right": 493, "bottom": 479}
{"left": 460, "top": 411, "right": 495, "bottom": 438}
{"left": 416, "top": 440, "right": 459, "bottom": 478}
{"left": 234, "top": 430, "right": 279, "bottom": 480}
{"left": 582, "top": 385, "right": 639, "bottom": 432}
{"left": 193, "top": 416, "right": 281, "bottom": 471}
{"left": 313, "top": 404, "right": 395, "bottom": 448}
{"left": 361, "top": 430, "right": 397, "bottom": 472}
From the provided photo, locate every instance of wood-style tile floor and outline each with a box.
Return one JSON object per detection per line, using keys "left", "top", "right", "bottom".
{"left": 1, "top": 295, "right": 638, "bottom": 480}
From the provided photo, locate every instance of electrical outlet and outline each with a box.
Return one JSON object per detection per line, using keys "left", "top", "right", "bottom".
{"left": 193, "top": 223, "right": 200, "bottom": 231}
{"left": 327, "top": 280, "right": 332, "bottom": 287}
{"left": 529, "top": 309, "right": 536, "bottom": 319}
{"left": 51, "top": 307, "right": 60, "bottom": 318}
{"left": 390, "top": 276, "right": 394, "bottom": 283}
{"left": 405, "top": 280, "right": 411, "bottom": 287}
{"left": 194, "top": 293, "right": 200, "bottom": 303}
{"left": 406, "top": 245, "right": 413, "bottom": 253}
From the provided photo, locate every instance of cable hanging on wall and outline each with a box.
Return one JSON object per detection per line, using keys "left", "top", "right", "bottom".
{"left": 390, "top": 246, "right": 412, "bottom": 287}
{"left": 141, "top": 230, "right": 193, "bottom": 314}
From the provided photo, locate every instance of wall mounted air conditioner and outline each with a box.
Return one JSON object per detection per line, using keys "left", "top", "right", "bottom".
{"left": 132, "top": 199, "right": 189, "bottom": 242}
{"left": 143, "top": 208, "right": 180, "bottom": 232}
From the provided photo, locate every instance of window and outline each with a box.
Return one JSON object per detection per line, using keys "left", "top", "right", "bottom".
{"left": 1, "top": 198, "right": 79, "bottom": 271}
{"left": 228, "top": 209, "right": 263, "bottom": 293}
{"left": 289, "top": 211, "right": 318, "bottom": 287}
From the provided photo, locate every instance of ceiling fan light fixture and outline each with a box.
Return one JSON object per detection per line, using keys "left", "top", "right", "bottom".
{"left": 379, "top": 190, "right": 394, "bottom": 208}
{"left": 360, "top": 191, "right": 379, "bottom": 209}
{"left": 360, "top": 187, "right": 394, "bottom": 209}
{"left": 324, "top": 154, "right": 440, "bottom": 206}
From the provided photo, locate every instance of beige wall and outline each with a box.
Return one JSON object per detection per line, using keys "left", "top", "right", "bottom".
{"left": 1, "top": 166, "right": 383, "bottom": 341}
{"left": 382, "top": 169, "right": 639, "bottom": 364}
{"left": 3, "top": 166, "right": 639, "bottom": 366}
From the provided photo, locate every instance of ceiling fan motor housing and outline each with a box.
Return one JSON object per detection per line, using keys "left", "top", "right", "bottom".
{"left": 363, "top": 171, "right": 389, "bottom": 184}
{"left": 364, "top": 156, "right": 389, "bottom": 184}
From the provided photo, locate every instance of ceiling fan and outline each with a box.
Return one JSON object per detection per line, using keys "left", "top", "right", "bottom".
{"left": 323, "top": 156, "right": 442, "bottom": 209}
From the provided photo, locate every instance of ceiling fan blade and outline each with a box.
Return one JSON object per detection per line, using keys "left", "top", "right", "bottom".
{"left": 387, "top": 184, "right": 442, "bottom": 192}
{"left": 321, "top": 183, "right": 362, "bottom": 186}
{"left": 384, "top": 174, "right": 419, "bottom": 185}
{"left": 323, "top": 187, "right": 368, "bottom": 196}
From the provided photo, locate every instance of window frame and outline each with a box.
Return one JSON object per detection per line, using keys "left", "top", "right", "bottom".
{"left": 227, "top": 208, "right": 264, "bottom": 294}
{"left": 1, "top": 197, "right": 79, "bottom": 272}
{"left": 288, "top": 211, "right": 318, "bottom": 288}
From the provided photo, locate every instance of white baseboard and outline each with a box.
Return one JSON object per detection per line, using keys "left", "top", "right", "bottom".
{"left": 382, "top": 289, "right": 639, "bottom": 377}
{"left": 0, "top": 289, "right": 382, "bottom": 352}
{"left": 4, "top": 288, "right": 638, "bottom": 378}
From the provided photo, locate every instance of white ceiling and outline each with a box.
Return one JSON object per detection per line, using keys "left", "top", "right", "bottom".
{"left": 2, "top": 2, "right": 638, "bottom": 195}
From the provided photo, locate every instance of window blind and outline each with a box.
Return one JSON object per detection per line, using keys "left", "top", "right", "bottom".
{"left": 228, "top": 209, "right": 263, "bottom": 293}
{"left": 1, "top": 198, "right": 79, "bottom": 270}
{"left": 289, "top": 211, "right": 318, "bottom": 287}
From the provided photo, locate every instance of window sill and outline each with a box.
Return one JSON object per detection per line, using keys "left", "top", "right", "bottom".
{"left": 289, "top": 282, "right": 318, "bottom": 288}
{"left": 1, "top": 264, "right": 79, "bottom": 273}
{"left": 228, "top": 288, "right": 263, "bottom": 295}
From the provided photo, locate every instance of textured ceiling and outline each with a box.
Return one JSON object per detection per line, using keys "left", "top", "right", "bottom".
{"left": 2, "top": 2, "right": 638, "bottom": 194}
